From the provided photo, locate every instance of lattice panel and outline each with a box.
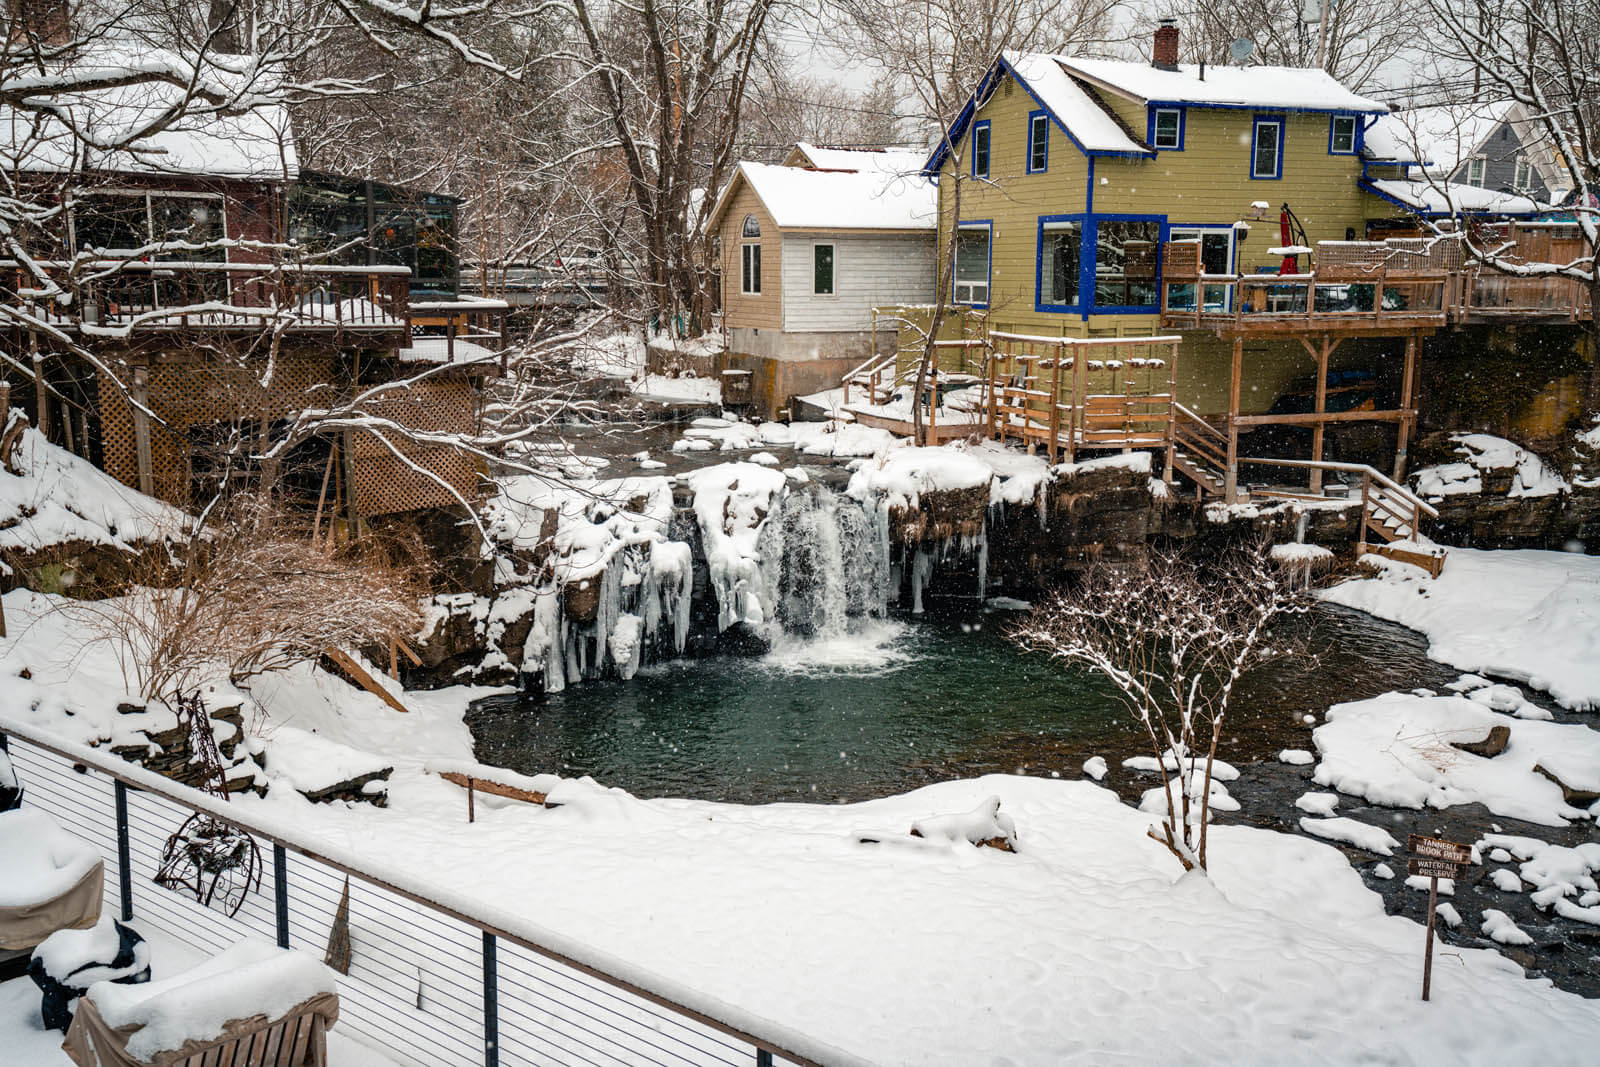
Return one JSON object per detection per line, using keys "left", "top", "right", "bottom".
{"left": 98, "top": 350, "right": 341, "bottom": 506}
{"left": 348, "top": 378, "right": 480, "bottom": 517}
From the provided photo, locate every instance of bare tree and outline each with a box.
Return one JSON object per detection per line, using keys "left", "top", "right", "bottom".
{"left": 74, "top": 493, "right": 424, "bottom": 706}
{"left": 821, "top": 0, "right": 1116, "bottom": 132}
{"left": 1142, "top": 1, "right": 1423, "bottom": 91}
{"left": 1011, "top": 544, "right": 1307, "bottom": 872}
{"left": 1427, "top": 0, "right": 1600, "bottom": 409}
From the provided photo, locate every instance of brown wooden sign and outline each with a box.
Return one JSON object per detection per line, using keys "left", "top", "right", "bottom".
{"left": 1408, "top": 834, "right": 1472, "bottom": 1001}
{"left": 1409, "top": 834, "right": 1471, "bottom": 866}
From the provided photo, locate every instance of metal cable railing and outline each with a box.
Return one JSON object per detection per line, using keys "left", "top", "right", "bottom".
{"left": 1, "top": 721, "right": 865, "bottom": 1067}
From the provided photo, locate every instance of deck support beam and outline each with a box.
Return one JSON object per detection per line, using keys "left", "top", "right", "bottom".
{"left": 131, "top": 366, "right": 153, "bottom": 497}
{"left": 1394, "top": 333, "right": 1419, "bottom": 481}
{"left": 1300, "top": 335, "right": 1339, "bottom": 494}
{"left": 1225, "top": 336, "right": 1242, "bottom": 501}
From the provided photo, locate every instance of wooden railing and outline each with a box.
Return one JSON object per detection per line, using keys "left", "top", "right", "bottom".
{"left": 1172, "top": 403, "right": 1228, "bottom": 472}
{"left": 1163, "top": 231, "right": 1592, "bottom": 332}
{"left": 986, "top": 331, "right": 1181, "bottom": 467}
{"left": 3, "top": 260, "right": 413, "bottom": 334}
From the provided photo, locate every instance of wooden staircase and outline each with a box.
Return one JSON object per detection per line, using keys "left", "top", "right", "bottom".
{"left": 841, "top": 352, "right": 898, "bottom": 406}
{"left": 1170, "top": 404, "right": 1228, "bottom": 497}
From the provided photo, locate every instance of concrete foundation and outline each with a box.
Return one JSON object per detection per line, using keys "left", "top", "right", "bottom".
{"left": 722, "top": 327, "right": 894, "bottom": 419}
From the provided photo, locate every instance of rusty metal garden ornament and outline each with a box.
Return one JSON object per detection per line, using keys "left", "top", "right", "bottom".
{"left": 153, "top": 693, "right": 262, "bottom": 917}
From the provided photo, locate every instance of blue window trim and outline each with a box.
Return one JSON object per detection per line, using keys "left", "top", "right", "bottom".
{"left": 1035, "top": 213, "right": 1087, "bottom": 313}
{"left": 1085, "top": 213, "right": 1169, "bottom": 315}
{"left": 1148, "top": 106, "right": 1185, "bottom": 151}
{"left": 1026, "top": 110, "right": 1050, "bottom": 173}
{"left": 1250, "top": 115, "right": 1285, "bottom": 180}
{"left": 1328, "top": 113, "right": 1359, "bottom": 155}
{"left": 971, "top": 121, "right": 991, "bottom": 179}
{"left": 954, "top": 218, "right": 993, "bottom": 308}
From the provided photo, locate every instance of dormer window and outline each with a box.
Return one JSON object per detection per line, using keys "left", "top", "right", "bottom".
{"left": 1329, "top": 115, "right": 1357, "bottom": 155}
{"left": 1152, "top": 108, "right": 1183, "bottom": 150}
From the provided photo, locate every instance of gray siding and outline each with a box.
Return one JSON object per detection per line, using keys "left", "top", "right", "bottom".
{"left": 1448, "top": 120, "right": 1550, "bottom": 200}
{"left": 780, "top": 231, "right": 935, "bottom": 332}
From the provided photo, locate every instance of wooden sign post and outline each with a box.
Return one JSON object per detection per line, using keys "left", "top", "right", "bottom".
{"left": 1408, "top": 834, "right": 1472, "bottom": 1001}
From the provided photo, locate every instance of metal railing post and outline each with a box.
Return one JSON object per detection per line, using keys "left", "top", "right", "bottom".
{"left": 482, "top": 931, "right": 500, "bottom": 1067}
{"left": 273, "top": 844, "right": 290, "bottom": 948}
{"left": 114, "top": 780, "right": 133, "bottom": 921}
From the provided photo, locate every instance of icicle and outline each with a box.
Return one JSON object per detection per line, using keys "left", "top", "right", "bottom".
{"left": 976, "top": 523, "right": 989, "bottom": 601}
{"left": 910, "top": 549, "right": 933, "bottom": 615}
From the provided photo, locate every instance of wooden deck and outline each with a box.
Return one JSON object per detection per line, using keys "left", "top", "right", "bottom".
{"left": 1160, "top": 228, "right": 1592, "bottom": 337}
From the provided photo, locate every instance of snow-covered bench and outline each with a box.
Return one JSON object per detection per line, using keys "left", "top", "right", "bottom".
{"left": 62, "top": 940, "right": 340, "bottom": 1067}
{"left": 0, "top": 808, "right": 103, "bottom": 953}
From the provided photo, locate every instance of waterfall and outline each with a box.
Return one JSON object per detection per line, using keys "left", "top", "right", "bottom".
{"left": 755, "top": 483, "right": 890, "bottom": 638}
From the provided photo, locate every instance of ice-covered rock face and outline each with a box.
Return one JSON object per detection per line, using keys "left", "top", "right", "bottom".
{"left": 686, "top": 463, "right": 890, "bottom": 640}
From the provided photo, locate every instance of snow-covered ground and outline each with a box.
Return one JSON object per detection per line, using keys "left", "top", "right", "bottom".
{"left": 1321, "top": 547, "right": 1600, "bottom": 710}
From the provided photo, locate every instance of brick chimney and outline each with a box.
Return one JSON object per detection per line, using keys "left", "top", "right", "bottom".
{"left": 17, "top": 0, "right": 71, "bottom": 45}
{"left": 1152, "top": 18, "right": 1180, "bottom": 71}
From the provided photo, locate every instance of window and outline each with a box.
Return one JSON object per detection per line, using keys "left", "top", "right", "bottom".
{"left": 1027, "top": 112, "right": 1049, "bottom": 173}
{"left": 73, "top": 190, "right": 226, "bottom": 260}
{"left": 1152, "top": 108, "right": 1183, "bottom": 150}
{"left": 1251, "top": 118, "right": 1284, "bottom": 179}
{"left": 1167, "top": 226, "right": 1235, "bottom": 311}
{"left": 813, "top": 243, "right": 834, "bottom": 295}
{"left": 741, "top": 214, "right": 760, "bottom": 238}
{"left": 1094, "top": 219, "right": 1161, "bottom": 309}
{"left": 740, "top": 242, "right": 761, "bottom": 294}
{"left": 1329, "top": 115, "right": 1357, "bottom": 155}
{"left": 972, "top": 121, "right": 990, "bottom": 179}
{"left": 1038, "top": 220, "right": 1081, "bottom": 308}
{"left": 954, "top": 224, "right": 990, "bottom": 305}
{"left": 1514, "top": 155, "right": 1533, "bottom": 190}
{"left": 1466, "top": 157, "right": 1486, "bottom": 187}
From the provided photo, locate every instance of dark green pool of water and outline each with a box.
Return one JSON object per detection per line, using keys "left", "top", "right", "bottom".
{"left": 466, "top": 603, "right": 1464, "bottom": 804}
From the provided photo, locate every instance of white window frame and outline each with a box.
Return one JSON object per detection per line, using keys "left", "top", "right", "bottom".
{"left": 1514, "top": 155, "right": 1533, "bottom": 190}
{"left": 1153, "top": 109, "right": 1182, "bottom": 150}
{"left": 740, "top": 242, "right": 761, "bottom": 295}
{"left": 1252, "top": 119, "right": 1283, "bottom": 179}
{"left": 1027, "top": 113, "right": 1049, "bottom": 172}
{"left": 1466, "top": 157, "right": 1487, "bottom": 187}
{"left": 1329, "top": 115, "right": 1357, "bottom": 154}
{"left": 812, "top": 242, "right": 835, "bottom": 296}
{"left": 953, "top": 223, "right": 991, "bottom": 306}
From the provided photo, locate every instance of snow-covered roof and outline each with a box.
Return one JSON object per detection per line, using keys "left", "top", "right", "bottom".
{"left": 1001, "top": 53, "right": 1150, "bottom": 155}
{"left": 712, "top": 161, "right": 936, "bottom": 232}
{"left": 787, "top": 143, "right": 929, "bottom": 175}
{"left": 1055, "top": 56, "right": 1388, "bottom": 113}
{"left": 1364, "top": 178, "right": 1547, "bottom": 216}
{"left": 1363, "top": 102, "right": 1516, "bottom": 171}
{"left": 0, "top": 45, "right": 298, "bottom": 180}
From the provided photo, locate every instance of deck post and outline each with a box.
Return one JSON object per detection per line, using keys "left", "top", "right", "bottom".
{"left": 1310, "top": 336, "right": 1330, "bottom": 494}
{"left": 132, "top": 366, "right": 154, "bottom": 497}
{"left": 1225, "top": 336, "right": 1242, "bottom": 501}
{"left": 1069, "top": 337, "right": 1084, "bottom": 464}
{"left": 1395, "top": 333, "right": 1419, "bottom": 481}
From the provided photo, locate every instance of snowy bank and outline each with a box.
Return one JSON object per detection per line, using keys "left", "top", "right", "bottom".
{"left": 1321, "top": 547, "right": 1600, "bottom": 709}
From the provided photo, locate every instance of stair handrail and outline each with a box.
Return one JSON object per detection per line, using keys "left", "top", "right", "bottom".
{"left": 840, "top": 350, "right": 900, "bottom": 404}
{"left": 1239, "top": 457, "right": 1438, "bottom": 519}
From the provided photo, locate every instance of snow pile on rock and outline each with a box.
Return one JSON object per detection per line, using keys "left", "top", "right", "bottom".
{"left": 1322, "top": 547, "right": 1600, "bottom": 710}
{"left": 0, "top": 424, "right": 187, "bottom": 557}
{"left": 461, "top": 474, "right": 692, "bottom": 691}
{"left": 685, "top": 462, "right": 789, "bottom": 631}
{"left": 1413, "top": 433, "right": 1569, "bottom": 500}
{"left": 1310, "top": 690, "right": 1600, "bottom": 825}
{"left": 909, "top": 795, "right": 1018, "bottom": 851}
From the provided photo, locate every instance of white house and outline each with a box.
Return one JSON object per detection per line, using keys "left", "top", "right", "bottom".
{"left": 705, "top": 147, "right": 936, "bottom": 418}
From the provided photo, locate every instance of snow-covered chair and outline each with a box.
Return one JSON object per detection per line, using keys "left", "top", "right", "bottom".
{"left": 62, "top": 939, "right": 340, "bottom": 1067}
{"left": 0, "top": 808, "right": 103, "bottom": 953}
{"left": 30, "top": 916, "right": 151, "bottom": 1031}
